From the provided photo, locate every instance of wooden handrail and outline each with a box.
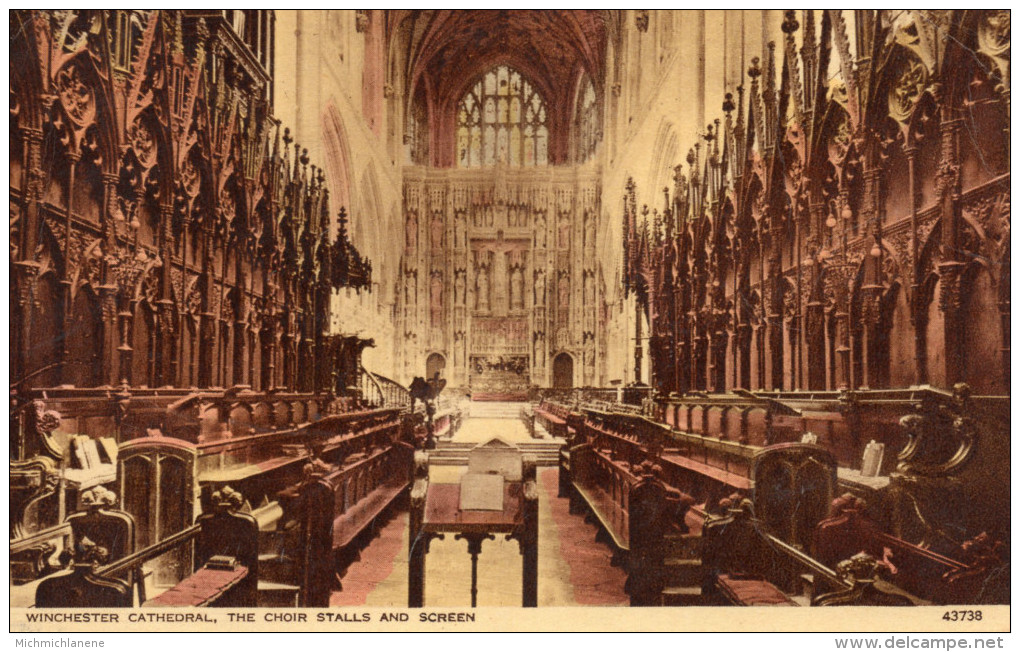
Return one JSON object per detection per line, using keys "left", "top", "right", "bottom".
{"left": 10, "top": 522, "right": 72, "bottom": 555}
{"left": 764, "top": 532, "right": 846, "bottom": 588}
{"left": 96, "top": 524, "right": 201, "bottom": 578}
{"left": 871, "top": 531, "right": 968, "bottom": 572}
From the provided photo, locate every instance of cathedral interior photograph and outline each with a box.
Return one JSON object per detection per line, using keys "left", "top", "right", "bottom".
{"left": 8, "top": 9, "right": 1011, "bottom": 617}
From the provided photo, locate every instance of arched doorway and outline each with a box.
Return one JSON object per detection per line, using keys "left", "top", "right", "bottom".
{"left": 426, "top": 352, "right": 446, "bottom": 379}
{"left": 552, "top": 353, "right": 573, "bottom": 389}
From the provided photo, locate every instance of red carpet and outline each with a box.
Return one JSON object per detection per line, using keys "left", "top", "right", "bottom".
{"left": 538, "top": 468, "right": 629, "bottom": 605}
{"left": 329, "top": 512, "right": 407, "bottom": 606}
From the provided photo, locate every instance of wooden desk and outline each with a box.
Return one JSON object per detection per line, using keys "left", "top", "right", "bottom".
{"left": 409, "top": 470, "right": 538, "bottom": 608}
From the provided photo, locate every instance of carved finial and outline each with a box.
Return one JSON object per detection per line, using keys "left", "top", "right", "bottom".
{"left": 173, "top": 11, "right": 185, "bottom": 55}
{"left": 195, "top": 17, "right": 208, "bottom": 44}
{"left": 748, "top": 57, "right": 762, "bottom": 80}
{"left": 722, "top": 92, "right": 735, "bottom": 114}
{"left": 283, "top": 127, "right": 292, "bottom": 147}
{"left": 71, "top": 536, "right": 110, "bottom": 568}
{"left": 81, "top": 487, "right": 118, "bottom": 509}
{"left": 211, "top": 485, "right": 245, "bottom": 512}
{"left": 782, "top": 9, "right": 800, "bottom": 34}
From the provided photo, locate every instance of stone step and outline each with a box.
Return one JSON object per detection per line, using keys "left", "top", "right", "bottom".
{"left": 660, "top": 586, "right": 703, "bottom": 606}
{"left": 435, "top": 443, "right": 563, "bottom": 451}
{"left": 428, "top": 456, "right": 560, "bottom": 466}
{"left": 433, "top": 446, "right": 562, "bottom": 455}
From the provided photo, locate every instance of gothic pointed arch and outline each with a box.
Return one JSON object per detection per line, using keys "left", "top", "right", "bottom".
{"left": 322, "top": 101, "right": 354, "bottom": 218}
{"left": 573, "top": 72, "right": 600, "bottom": 164}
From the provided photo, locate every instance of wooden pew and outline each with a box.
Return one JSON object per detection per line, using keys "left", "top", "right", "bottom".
{"left": 534, "top": 400, "right": 571, "bottom": 438}
{"left": 701, "top": 499, "right": 801, "bottom": 606}
{"left": 263, "top": 438, "right": 415, "bottom": 607}
{"left": 659, "top": 393, "right": 784, "bottom": 447}
{"left": 36, "top": 542, "right": 134, "bottom": 608}
{"left": 568, "top": 436, "right": 694, "bottom": 605}
{"left": 10, "top": 456, "right": 63, "bottom": 583}
{"left": 575, "top": 407, "right": 759, "bottom": 514}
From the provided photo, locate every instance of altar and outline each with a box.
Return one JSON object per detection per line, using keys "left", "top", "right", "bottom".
{"left": 468, "top": 354, "right": 530, "bottom": 395}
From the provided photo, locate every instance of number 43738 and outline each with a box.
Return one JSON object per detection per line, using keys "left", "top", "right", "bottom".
{"left": 943, "top": 610, "right": 982, "bottom": 621}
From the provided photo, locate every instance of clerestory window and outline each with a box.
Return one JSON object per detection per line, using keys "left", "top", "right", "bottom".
{"left": 575, "top": 76, "right": 599, "bottom": 163}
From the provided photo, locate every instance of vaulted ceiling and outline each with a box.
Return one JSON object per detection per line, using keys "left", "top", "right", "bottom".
{"left": 398, "top": 10, "right": 608, "bottom": 106}
{"left": 389, "top": 10, "right": 613, "bottom": 165}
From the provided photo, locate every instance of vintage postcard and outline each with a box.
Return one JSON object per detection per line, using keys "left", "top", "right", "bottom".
{"left": 8, "top": 9, "right": 1011, "bottom": 635}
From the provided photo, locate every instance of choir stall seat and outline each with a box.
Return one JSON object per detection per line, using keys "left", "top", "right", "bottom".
{"left": 752, "top": 443, "right": 838, "bottom": 552}
{"left": 812, "top": 494, "right": 1006, "bottom": 605}
{"left": 700, "top": 499, "right": 799, "bottom": 606}
{"left": 534, "top": 401, "right": 570, "bottom": 439}
{"left": 257, "top": 439, "right": 415, "bottom": 607}
{"left": 36, "top": 539, "right": 132, "bottom": 608}
{"left": 145, "top": 486, "right": 259, "bottom": 608}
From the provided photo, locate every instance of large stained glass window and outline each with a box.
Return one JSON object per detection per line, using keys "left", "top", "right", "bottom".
{"left": 456, "top": 65, "right": 548, "bottom": 168}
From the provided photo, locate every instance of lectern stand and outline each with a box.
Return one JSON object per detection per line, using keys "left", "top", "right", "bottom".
{"left": 408, "top": 453, "right": 538, "bottom": 607}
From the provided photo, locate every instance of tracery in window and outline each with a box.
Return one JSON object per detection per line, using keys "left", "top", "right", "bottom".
{"left": 406, "top": 93, "right": 429, "bottom": 166}
{"left": 574, "top": 76, "right": 599, "bottom": 163}
{"left": 456, "top": 65, "right": 547, "bottom": 168}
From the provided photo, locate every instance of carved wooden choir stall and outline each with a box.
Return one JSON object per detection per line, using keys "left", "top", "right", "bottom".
{"left": 9, "top": 9, "right": 442, "bottom": 608}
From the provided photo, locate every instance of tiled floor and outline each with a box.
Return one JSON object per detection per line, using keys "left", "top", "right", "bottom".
{"left": 331, "top": 416, "right": 628, "bottom": 607}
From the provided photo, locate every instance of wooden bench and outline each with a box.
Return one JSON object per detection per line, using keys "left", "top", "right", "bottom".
{"left": 573, "top": 408, "right": 759, "bottom": 512}
{"left": 145, "top": 565, "right": 248, "bottom": 607}
{"left": 568, "top": 438, "right": 693, "bottom": 605}
{"left": 262, "top": 439, "right": 415, "bottom": 607}
{"left": 534, "top": 401, "right": 570, "bottom": 439}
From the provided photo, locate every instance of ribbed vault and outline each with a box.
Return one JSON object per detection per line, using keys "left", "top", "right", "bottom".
{"left": 390, "top": 10, "right": 610, "bottom": 166}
